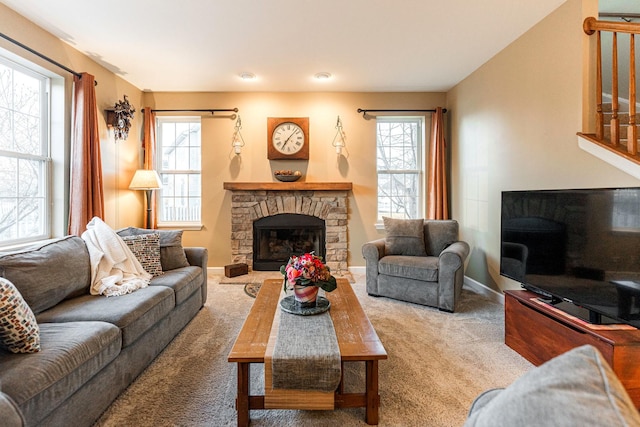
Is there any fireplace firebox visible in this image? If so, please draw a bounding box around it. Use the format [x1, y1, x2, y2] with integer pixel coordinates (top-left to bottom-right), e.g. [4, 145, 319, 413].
[253, 214, 326, 271]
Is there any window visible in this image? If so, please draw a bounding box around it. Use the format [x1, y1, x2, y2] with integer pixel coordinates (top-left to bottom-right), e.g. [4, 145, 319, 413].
[0, 57, 50, 245]
[156, 117, 201, 225]
[376, 117, 424, 221]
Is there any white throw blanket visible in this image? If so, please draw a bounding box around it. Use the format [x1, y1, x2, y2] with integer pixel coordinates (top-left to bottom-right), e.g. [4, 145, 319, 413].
[81, 217, 151, 296]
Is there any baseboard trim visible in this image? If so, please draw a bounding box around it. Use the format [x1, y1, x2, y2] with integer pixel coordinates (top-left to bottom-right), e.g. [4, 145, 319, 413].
[463, 276, 504, 305]
[208, 266, 224, 275]
[349, 266, 366, 275]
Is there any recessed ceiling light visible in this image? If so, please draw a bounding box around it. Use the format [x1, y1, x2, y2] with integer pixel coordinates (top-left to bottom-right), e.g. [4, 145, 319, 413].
[314, 72, 332, 80]
[239, 72, 256, 80]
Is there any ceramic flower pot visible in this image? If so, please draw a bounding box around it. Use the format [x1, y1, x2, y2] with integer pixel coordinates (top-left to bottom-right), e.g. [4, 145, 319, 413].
[292, 283, 319, 308]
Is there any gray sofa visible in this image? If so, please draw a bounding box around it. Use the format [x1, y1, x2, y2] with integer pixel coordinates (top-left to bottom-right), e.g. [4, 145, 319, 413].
[0, 231, 207, 427]
[362, 219, 470, 312]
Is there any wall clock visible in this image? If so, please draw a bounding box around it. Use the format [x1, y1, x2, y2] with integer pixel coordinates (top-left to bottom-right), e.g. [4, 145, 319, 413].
[267, 117, 309, 160]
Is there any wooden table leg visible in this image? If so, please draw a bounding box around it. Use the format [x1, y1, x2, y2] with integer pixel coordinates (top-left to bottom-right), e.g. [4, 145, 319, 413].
[365, 360, 380, 425]
[237, 362, 250, 427]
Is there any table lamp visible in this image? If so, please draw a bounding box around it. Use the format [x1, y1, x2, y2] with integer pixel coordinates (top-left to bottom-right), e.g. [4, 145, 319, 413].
[129, 169, 162, 228]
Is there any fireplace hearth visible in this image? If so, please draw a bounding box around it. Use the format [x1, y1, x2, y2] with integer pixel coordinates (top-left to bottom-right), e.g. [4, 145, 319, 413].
[253, 214, 325, 270]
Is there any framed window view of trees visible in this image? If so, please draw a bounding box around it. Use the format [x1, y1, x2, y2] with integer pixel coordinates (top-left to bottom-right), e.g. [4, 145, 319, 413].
[0, 57, 50, 245]
[376, 117, 424, 221]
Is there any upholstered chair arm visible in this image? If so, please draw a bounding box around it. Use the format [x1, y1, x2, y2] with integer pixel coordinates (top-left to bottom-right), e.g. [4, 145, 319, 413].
[184, 247, 208, 305]
[362, 239, 386, 296]
[0, 390, 25, 427]
[184, 247, 207, 269]
[437, 241, 470, 312]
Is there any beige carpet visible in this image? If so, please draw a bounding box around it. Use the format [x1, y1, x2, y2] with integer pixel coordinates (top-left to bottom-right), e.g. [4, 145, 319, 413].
[93, 273, 532, 427]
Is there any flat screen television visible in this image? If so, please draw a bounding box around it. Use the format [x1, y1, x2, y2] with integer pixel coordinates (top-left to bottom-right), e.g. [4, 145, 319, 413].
[500, 187, 640, 327]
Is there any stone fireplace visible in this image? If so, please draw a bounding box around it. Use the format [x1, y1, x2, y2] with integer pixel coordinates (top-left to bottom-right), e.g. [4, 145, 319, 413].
[224, 182, 351, 273]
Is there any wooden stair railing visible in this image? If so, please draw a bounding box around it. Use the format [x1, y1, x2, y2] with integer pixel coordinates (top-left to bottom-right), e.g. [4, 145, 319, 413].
[582, 17, 640, 162]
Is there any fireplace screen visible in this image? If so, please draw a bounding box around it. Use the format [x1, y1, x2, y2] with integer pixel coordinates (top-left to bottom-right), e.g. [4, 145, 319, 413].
[253, 214, 326, 271]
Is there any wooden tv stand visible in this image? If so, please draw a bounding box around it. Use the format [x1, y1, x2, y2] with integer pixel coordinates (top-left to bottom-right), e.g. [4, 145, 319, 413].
[505, 290, 640, 407]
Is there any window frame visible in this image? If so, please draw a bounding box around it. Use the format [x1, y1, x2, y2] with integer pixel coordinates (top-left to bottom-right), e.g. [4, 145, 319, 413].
[375, 116, 425, 227]
[155, 115, 202, 229]
[0, 55, 52, 246]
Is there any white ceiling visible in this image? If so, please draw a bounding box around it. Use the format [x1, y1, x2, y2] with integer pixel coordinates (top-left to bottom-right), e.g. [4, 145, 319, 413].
[1, 0, 569, 92]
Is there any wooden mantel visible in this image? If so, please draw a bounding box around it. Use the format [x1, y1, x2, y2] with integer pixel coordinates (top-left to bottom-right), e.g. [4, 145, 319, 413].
[223, 182, 352, 191]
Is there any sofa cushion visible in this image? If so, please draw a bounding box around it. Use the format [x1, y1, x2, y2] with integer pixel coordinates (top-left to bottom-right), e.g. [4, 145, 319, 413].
[0, 321, 121, 426]
[383, 217, 427, 256]
[121, 233, 163, 277]
[0, 278, 39, 354]
[0, 236, 90, 314]
[150, 266, 203, 305]
[464, 345, 640, 427]
[35, 286, 174, 347]
[117, 228, 190, 271]
[379, 255, 439, 282]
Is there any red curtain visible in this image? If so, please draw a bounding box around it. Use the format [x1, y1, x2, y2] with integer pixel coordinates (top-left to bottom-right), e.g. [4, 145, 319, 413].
[143, 107, 157, 228]
[68, 73, 104, 235]
[427, 107, 449, 220]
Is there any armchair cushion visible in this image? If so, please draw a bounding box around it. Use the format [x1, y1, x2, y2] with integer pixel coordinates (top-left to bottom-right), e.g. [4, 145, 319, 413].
[424, 220, 459, 256]
[379, 256, 438, 282]
[382, 217, 427, 256]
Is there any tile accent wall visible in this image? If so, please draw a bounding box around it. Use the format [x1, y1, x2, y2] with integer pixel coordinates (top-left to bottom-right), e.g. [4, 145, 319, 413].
[229, 190, 349, 273]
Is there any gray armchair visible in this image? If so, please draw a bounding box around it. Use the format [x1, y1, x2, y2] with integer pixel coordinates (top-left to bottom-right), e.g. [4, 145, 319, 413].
[362, 219, 470, 312]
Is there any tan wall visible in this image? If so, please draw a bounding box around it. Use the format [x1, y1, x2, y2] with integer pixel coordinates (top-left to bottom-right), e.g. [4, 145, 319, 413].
[446, 0, 640, 292]
[0, 4, 143, 232]
[143, 92, 446, 268]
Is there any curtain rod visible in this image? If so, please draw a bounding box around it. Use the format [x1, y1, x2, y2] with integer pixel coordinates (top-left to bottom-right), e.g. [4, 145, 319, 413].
[357, 108, 447, 118]
[141, 108, 238, 114]
[0, 31, 98, 86]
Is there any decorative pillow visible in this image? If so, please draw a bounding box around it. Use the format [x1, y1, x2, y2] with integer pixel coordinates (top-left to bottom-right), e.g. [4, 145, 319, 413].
[117, 228, 189, 271]
[383, 217, 427, 256]
[464, 345, 640, 427]
[121, 233, 163, 277]
[156, 230, 190, 271]
[0, 277, 40, 353]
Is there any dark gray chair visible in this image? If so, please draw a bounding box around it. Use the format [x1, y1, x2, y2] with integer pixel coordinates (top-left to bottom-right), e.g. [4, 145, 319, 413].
[362, 219, 470, 312]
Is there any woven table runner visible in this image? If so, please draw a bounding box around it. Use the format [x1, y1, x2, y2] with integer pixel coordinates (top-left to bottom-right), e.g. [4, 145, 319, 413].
[270, 307, 341, 392]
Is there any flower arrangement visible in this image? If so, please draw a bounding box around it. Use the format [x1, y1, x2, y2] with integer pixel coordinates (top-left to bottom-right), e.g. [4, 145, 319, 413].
[280, 252, 337, 293]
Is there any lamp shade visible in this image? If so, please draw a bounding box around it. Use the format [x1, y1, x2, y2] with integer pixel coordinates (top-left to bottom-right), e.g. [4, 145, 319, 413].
[129, 169, 162, 190]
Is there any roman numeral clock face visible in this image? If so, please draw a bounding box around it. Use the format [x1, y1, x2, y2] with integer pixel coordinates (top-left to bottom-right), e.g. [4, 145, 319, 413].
[267, 117, 309, 160]
[273, 122, 304, 154]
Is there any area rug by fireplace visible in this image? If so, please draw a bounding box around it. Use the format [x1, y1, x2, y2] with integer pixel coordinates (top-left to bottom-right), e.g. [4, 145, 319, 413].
[244, 283, 261, 298]
[221, 270, 355, 285]
[220, 271, 281, 285]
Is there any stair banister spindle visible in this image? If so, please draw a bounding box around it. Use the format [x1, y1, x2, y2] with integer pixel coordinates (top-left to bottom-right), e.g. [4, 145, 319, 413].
[612, 32, 620, 146]
[596, 30, 604, 140]
[629, 34, 638, 155]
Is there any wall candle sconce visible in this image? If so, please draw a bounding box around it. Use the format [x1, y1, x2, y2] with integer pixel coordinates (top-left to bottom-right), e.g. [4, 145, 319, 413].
[231, 115, 245, 155]
[332, 115, 348, 156]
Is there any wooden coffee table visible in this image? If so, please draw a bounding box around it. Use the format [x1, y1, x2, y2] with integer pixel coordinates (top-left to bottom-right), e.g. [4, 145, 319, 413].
[228, 278, 387, 426]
